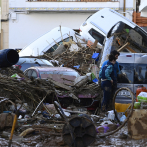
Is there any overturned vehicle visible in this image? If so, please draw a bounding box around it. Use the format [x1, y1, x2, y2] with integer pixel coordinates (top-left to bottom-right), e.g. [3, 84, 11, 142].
[100, 21, 147, 104]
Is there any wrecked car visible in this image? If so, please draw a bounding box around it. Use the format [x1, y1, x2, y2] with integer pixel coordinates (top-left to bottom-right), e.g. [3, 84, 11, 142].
[19, 27, 85, 57]
[80, 8, 142, 47]
[100, 21, 147, 104]
[15, 57, 53, 71]
[24, 66, 100, 110]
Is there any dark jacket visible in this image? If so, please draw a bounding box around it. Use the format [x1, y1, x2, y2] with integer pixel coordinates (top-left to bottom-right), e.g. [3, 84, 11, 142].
[99, 61, 116, 82]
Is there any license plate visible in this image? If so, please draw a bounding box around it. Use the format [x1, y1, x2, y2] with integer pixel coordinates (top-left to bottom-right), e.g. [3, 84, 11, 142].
[117, 90, 131, 96]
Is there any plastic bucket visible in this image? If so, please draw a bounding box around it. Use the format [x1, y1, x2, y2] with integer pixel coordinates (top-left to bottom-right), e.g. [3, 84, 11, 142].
[115, 103, 131, 113]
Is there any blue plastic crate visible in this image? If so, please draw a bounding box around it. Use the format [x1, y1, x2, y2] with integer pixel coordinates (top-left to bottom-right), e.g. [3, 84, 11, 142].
[92, 53, 99, 62]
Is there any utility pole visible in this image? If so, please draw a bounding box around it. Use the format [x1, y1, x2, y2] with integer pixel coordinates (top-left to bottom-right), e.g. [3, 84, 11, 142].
[123, 0, 126, 16]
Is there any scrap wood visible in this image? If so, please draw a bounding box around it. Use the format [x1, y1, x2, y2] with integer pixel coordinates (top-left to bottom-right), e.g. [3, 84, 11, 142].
[60, 25, 64, 43]
[87, 40, 94, 48]
[0, 69, 56, 111]
[36, 132, 62, 136]
[62, 39, 76, 47]
[48, 79, 73, 91]
[46, 40, 56, 51]
[53, 44, 66, 57]
[39, 44, 99, 75]
[68, 93, 79, 100]
[126, 46, 137, 53]
[32, 94, 52, 117]
[19, 128, 35, 137]
[92, 39, 98, 48]
[117, 42, 130, 52]
[32, 124, 64, 132]
[63, 109, 88, 114]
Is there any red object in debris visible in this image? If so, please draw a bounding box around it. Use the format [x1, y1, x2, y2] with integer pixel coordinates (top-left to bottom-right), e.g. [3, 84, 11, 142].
[136, 86, 147, 102]
[14, 65, 22, 69]
[87, 40, 93, 48]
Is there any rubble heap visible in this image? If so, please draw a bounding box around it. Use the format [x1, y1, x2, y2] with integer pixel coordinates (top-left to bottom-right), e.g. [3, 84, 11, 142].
[0, 66, 103, 113]
[0, 74, 54, 113]
[0, 66, 24, 77]
[40, 41, 101, 75]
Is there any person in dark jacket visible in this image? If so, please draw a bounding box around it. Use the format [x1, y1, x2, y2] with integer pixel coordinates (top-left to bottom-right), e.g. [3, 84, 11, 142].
[100, 50, 120, 109]
[101, 50, 120, 79]
[99, 54, 116, 112]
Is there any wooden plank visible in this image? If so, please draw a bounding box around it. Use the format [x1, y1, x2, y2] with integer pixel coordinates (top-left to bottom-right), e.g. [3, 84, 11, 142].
[134, 11, 136, 23]
[117, 42, 129, 52]
[126, 46, 137, 53]
[92, 40, 98, 48]
[48, 79, 73, 91]
[133, 12, 147, 27]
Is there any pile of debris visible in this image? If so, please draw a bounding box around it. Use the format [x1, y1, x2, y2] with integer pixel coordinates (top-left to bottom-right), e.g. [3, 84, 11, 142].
[0, 66, 103, 146]
[0, 42, 104, 146]
[0, 66, 102, 112]
[40, 39, 101, 75]
[0, 66, 24, 77]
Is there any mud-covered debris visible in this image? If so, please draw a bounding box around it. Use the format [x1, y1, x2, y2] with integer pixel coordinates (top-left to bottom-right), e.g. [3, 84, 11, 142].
[0, 66, 24, 77]
[40, 43, 101, 75]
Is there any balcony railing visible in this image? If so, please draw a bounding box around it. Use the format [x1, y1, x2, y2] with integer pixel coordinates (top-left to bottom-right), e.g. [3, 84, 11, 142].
[27, 0, 119, 2]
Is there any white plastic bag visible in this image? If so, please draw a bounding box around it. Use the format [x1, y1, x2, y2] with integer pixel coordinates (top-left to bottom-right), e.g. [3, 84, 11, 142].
[108, 110, 115, 120]
[138, 92, 147, 97]
[120, 115, 126, 122]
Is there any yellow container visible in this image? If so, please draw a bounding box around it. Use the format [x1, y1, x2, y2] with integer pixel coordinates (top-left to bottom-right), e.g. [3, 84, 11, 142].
[115, 103, 131, 113]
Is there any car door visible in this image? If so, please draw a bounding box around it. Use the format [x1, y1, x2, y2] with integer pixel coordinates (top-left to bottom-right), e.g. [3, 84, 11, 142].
[134, 53, 147, 96]
[116, 53, 135, 104]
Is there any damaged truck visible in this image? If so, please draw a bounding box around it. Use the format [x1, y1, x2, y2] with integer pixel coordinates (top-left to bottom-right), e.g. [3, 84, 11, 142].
[100, 21, 147, 104]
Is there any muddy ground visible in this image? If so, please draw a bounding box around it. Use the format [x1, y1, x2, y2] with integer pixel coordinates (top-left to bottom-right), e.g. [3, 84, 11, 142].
[0, 125, 147, 147]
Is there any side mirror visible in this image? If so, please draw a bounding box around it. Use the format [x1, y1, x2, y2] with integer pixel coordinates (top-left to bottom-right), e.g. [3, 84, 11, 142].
[107, 21, 125, 38]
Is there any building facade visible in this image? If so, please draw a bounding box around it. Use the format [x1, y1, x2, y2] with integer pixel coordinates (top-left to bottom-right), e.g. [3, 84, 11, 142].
[2, 0, 136, 49]
[0, 0, 9, 49]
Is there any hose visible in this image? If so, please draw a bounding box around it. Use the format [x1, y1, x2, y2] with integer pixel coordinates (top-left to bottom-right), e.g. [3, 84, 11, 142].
[98, 87, 134, 137]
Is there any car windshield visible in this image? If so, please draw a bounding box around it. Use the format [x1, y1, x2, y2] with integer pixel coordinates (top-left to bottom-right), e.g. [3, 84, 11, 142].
[40, 70, 80, 77]
[46, 37, 72, 53]
[117, 63, 134, 84]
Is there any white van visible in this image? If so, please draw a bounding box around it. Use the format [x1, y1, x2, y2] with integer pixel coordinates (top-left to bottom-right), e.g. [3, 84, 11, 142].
[100, 21, 147, 104]
[19, 27, 85, 57]
[80, 8, 138, 46]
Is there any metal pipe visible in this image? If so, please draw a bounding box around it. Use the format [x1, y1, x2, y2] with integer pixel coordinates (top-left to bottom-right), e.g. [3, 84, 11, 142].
[123, 0, 126, 16]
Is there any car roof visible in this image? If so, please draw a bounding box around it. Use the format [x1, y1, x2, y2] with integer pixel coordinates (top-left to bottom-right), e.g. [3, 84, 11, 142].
[86, 8, 135, 35]
[19, 27, 76, 57]
[17, 57, 53, 66]
[27, 66, 78, 72]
